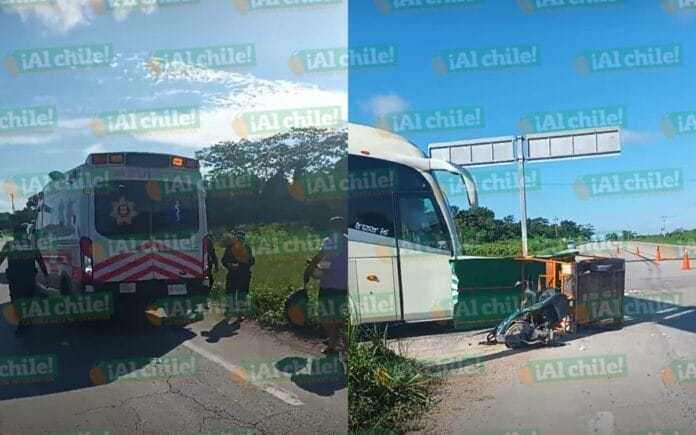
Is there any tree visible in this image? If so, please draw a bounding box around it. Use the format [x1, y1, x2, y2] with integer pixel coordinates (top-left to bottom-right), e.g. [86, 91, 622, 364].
[621, 230, 637, 240]
[196, 127, 347, 230]
[196, 127, 346, 181]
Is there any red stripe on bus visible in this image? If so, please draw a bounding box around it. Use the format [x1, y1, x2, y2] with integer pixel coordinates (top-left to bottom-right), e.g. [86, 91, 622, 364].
[95, 255, 151, 282]
[93, 251, 138, 272]
[152, 255, 203, 278]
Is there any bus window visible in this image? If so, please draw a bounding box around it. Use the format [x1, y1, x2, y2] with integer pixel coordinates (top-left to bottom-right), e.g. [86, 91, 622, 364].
[151, 192, 199, 233]
[348, 194, 395, 239]
[393, 162, 429, 193]
[94, 180, 151, 238]
[396, 195, 451, 252]
[348, 154, 395, 199]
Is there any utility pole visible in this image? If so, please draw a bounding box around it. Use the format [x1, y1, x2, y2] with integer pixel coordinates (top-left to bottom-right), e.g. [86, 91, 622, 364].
[10, 193, 15, 213]
[660, 215, 676, 235]
[553, 216, 559, 239]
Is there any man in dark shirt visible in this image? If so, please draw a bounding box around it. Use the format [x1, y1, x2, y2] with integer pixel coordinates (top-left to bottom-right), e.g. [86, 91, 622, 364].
[0, 226, 48, 334]
[222, 230, 255, 322]
[205, 235, 219, 289]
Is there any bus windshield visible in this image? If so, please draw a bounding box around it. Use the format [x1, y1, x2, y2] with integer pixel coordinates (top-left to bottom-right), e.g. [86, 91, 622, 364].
[94, 180, 199, 238]
[432, 170, 471, 212]
[432, 170, 472, 255]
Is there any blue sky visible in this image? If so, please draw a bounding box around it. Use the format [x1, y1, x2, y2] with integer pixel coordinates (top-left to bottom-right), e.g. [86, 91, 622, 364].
[349, 1, 696, 235]
[0, 0, 346, 212]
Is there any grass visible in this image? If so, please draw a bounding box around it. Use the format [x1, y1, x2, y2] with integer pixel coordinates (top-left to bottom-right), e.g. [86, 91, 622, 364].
[348, 323, 441, 433]
[636, 230, 696, 246]
[209, 226, 321, 329]
[462, 237, 573, 257]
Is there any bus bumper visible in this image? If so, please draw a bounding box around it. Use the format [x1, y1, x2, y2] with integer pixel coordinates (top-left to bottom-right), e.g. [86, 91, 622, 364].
[87, 279, 210, 313]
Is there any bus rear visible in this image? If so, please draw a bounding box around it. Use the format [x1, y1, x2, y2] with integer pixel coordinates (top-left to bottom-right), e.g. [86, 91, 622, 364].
[84, 152, 210, 316]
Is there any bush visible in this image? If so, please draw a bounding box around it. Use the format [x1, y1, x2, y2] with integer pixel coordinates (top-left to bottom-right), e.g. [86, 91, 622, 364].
[209, 225, 328, 331]
[463, 237, 573, 257]
[348, 324, 440, 432]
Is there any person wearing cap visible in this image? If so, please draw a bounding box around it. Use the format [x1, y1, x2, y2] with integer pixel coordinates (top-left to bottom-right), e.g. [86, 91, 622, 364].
[304, 216, 348, 354]
[0, 225, 48, 334]
[222, 230, 255, 322]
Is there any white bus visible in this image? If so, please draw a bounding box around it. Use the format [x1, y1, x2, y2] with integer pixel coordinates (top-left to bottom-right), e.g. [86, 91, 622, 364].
[33, 152, 211, 321]
[348, 123, 478, 323]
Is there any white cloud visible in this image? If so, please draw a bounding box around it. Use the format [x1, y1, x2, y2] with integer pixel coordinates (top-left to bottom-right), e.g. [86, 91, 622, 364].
[57, 117, 91, 129]
[360, 94, 408, 118]
[0, 118, 92, 147]
[0, 196, 13, 214]
[12, 0, 94, 34]
[7, 0, 161, 33]
[133, 67, 347, 148]
[0, 133, 58, 146]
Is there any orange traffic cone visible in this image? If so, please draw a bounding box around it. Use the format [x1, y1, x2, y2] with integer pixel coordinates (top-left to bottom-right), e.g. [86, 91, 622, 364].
[682, 250, 691, 270]
[655, 246, 662, 262]
[635, 246, 640, 256]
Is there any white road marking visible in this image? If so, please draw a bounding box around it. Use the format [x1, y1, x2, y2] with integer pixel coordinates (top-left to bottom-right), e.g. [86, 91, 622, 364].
[182, 339, 305, 407]
[662, 309, 695, 320]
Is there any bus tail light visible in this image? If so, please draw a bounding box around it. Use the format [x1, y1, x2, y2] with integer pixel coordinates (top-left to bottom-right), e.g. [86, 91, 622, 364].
[80, 237, 94, 284]
[91, 154, 108, 165]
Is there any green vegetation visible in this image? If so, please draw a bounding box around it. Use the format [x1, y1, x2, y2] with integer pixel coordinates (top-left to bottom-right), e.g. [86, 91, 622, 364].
[635, 229, 696, 245]
[453, 206, 592, 256]
[463, 238, 569, 257]
[209, 225, 322, 330]
[348, 324, 440, 432]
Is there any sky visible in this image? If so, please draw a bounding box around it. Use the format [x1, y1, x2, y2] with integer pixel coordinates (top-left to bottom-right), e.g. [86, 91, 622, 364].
[0, 0, 347, 213]
[348, 0, 696, 236]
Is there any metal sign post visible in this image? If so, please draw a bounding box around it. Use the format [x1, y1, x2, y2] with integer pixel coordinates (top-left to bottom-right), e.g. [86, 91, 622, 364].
[516, 136, 529, 256]
[429, 127, 621, 257]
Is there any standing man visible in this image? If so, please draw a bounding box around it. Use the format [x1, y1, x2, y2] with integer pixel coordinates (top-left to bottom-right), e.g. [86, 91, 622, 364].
[205, 234, 219, 289]
[304, 217, 348, 354]
[222, 230, 255, 322]
[0, 225, 48, 334]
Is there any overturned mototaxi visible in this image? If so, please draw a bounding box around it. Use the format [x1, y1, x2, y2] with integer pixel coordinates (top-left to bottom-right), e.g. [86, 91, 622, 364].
[487, 280, 572, 349]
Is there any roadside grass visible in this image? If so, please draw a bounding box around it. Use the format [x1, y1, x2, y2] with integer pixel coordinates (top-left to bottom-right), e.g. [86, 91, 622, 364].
[636, 231, 696, 246]
[209, 225, 321, 330]
[463, 237, 574, 257]
[348, 323, 441, 432]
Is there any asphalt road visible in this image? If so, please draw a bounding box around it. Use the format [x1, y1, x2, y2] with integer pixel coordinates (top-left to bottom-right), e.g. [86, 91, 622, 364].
[390, 241, 696, 434]
[0, 240, 347, 435]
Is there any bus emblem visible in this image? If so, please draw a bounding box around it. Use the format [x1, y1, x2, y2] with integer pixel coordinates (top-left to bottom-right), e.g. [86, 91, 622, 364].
[110, 197, 139, 225]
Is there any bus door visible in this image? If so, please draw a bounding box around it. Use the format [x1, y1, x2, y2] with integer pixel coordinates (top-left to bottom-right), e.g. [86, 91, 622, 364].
[395, 193, 453, 322]
[93, 175, 203, 289]
[93, 175, 156, 287]
[149, 176, 204, 289]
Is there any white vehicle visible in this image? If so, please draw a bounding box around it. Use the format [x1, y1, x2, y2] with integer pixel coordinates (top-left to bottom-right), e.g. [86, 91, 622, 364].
[33, 152, 211, 317]
[348, 124, 478, 323]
